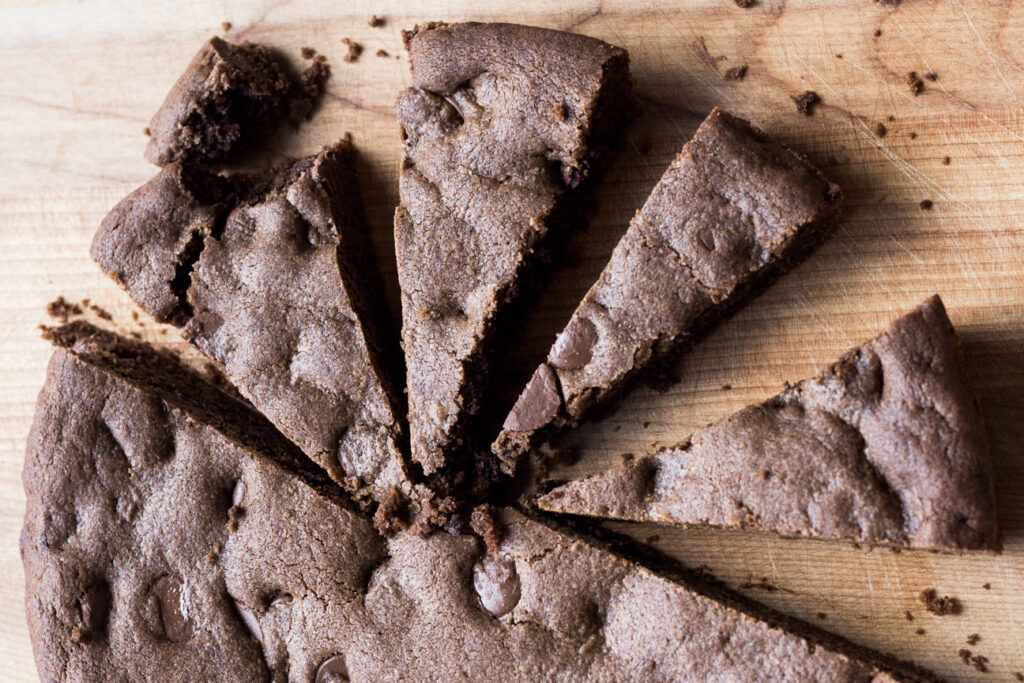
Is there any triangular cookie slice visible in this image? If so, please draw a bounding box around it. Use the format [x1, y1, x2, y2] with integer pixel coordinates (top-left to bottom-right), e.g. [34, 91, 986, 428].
[395, 22, 633, 475]
[91, 139, 411, 506]
[538, 296, 999, 551]
[24, 328, 931, 680]
[494, 108, 842, 472]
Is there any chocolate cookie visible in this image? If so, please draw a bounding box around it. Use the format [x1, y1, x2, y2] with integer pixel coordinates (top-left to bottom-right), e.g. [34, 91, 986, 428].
[494, 108, 843, 472]
[145, 37, 295, 166]
[394, 22, 634, 475]
[23, 327, 933, 680]
[538, 296, 999, 551]
[92, 140, 412, 507]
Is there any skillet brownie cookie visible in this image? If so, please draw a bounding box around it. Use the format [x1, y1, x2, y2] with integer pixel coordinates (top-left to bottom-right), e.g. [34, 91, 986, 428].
[22, 324, 935, 681]
[91, 140, 414, 509]
[494, 107, 843, 472]
[395, 22, 634, 477]
[539, 296, 999, 552]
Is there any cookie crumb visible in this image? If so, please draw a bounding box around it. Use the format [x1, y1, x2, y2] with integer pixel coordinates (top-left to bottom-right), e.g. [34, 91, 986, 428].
[550, 102, 570, 122]
[958, 648, 972, 664]
[880, 0, 902, 5]
[924, 71, 938, 81]
[907, 71, 925, 95]
[817, 612, 827, 620]
[724, 64, 748, 80]
[741, 577, 782, 592]
[734, 0, 755, 6]
[470, 504, 503, 554]
[943, 156, 951, 165]
[982, 582, 991, 590]
[722, 384, 732, 390]
[919, 199, 933, 210]
[904, 610, 914, 621]
[376, 48, 389, 58]
[874, 122, 887, 137]
[646, 534, 661, 544]
[915, 628, 926, 635]
[46, 296, 83, 323]
[373, 487, 409, 537]
[1013, 672, 1022, 681]
[290, 53, 330, 122]
[909, 132, 918, 139]
[89, 304, 113, 321]
[759, 469, 771, 480]
[221, 21, 231, 32]
[369, 14, 385, 27]
[792, 90, 820, 116]
[642, 421, 651, 429]
[342, 38, 363, 63]
[919, 587, 959, 615]
[971, 655, 989, 673]
[835, 53, 843, 59]
[874, 28, 882, 37]
[966, 633, 980, 645]
[143, 126, 151, 136]
[301, 46, 316, 59]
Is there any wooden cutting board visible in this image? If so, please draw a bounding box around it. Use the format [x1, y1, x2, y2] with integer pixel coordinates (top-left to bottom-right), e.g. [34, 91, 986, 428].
[1, 0, 1022, 679]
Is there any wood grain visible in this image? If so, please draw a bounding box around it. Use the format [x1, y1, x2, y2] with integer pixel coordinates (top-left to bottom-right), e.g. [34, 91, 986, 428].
[1, 1, 1022, 680]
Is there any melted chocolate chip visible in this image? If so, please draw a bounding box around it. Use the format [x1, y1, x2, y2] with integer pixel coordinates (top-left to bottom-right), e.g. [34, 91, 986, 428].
[233, 600, 262, 644]
[77, 582, 111, 641]
[185, 309, 224, 339]
[549, 317, 598, 371]
[152, 575, 194, 642]
[473, 554, 521, 617]
[503, 364, 561, 432]
[316, 654, 350, 682]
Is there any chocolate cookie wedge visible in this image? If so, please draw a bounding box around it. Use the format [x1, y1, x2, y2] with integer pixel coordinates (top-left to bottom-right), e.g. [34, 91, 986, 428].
[395, 22, 633, 475]
[538, 296, 999, 551]
[23, 329, 932, 680]
[494, 108, 842, 472]
[92, 140, 412, 506]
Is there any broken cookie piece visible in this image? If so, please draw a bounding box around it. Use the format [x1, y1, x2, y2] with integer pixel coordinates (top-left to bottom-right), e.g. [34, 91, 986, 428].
[395, 22, 634, 476]
[145, 37, 328, 166]
[494, 108, 842, 473]
[538, 296, 999, 552]
[92, 139, 413, 508]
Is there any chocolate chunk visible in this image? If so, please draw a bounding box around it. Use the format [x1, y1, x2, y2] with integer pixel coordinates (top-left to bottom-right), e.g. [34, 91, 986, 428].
[316, 654, 349, 682]
[153, 575, 193, 642]
[473, 555, 521, 617]
[503, 364, 561, 432]
[549, 317, 598, 370]
[76, 583, 111, 641]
